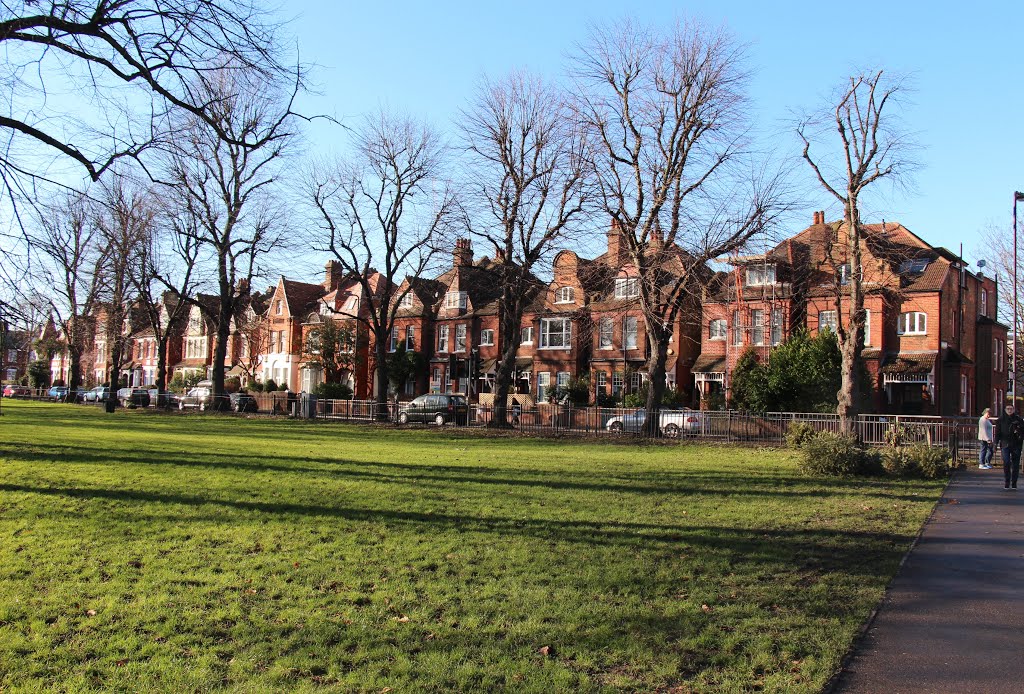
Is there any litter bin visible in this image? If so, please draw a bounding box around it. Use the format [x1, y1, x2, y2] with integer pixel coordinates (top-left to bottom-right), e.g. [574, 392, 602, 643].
[301, 394, 318, 419]
[104, 398, 116, 413]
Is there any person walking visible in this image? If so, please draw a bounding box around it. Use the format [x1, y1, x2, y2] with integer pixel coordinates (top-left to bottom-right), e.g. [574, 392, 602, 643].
[978, 408, 994, 469]
[995, 403, 1024, 490]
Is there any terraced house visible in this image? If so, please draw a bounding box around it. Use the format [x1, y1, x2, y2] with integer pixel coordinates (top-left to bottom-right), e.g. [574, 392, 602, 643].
[694, 212, 1007, 416]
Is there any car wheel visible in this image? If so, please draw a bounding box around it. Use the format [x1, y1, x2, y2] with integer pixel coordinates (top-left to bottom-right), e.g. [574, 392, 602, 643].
[609, 421, 623, 434]
[399, 412, 409, 425]
[199, 402, 205, 412]
[434, 413, 445, 426]
[664, 423, 681, 439]
[179, 402, 185, 411]
[233, 403, 241, 413]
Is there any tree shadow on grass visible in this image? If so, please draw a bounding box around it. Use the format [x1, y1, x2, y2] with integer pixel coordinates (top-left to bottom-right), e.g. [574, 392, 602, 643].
[0, 441, 933, 503]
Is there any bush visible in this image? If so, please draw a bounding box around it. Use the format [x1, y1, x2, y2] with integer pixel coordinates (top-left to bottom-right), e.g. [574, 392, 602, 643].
[786, 421, 818, 449]
[882, 444, 951, 479]
[263, 378, 278, 392]
[315, 381, 353, 400]
[623, 383, 686, 409]
[225, 376, 241, 394]
[799, 432, 880, 477]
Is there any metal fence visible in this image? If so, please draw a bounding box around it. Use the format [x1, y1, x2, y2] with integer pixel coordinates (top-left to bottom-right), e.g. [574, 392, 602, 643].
[7, 389, 987, 461]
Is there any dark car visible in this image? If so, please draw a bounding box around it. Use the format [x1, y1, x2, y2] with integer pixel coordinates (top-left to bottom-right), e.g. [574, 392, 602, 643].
[83, 386, 110, 403]
[178, 382, 214, 411]
[229, 391, 258, 413]
[148, 389, 178, 408]
[398, 394, 469, 425]
[116, 387, 151, 408]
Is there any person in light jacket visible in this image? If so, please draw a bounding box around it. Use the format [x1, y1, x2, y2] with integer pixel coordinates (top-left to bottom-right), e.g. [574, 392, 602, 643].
[977, 408, 994, 469]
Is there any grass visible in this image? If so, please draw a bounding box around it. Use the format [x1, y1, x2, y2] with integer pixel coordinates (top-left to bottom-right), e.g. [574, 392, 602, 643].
[0, 400, 944, 692]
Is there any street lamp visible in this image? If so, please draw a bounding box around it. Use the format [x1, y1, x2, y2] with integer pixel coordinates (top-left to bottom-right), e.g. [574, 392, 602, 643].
[1014, 191, 1024, 406]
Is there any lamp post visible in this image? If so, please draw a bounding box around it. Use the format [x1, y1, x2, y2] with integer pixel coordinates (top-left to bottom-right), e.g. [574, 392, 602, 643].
[1014, 191, 1024, 406]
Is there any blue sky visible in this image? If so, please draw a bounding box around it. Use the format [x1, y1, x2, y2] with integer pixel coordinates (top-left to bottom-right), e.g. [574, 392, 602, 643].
[289, 0, 1024, 271]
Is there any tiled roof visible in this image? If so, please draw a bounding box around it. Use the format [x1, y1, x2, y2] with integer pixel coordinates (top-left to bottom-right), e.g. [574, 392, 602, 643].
[692, 354, 726, 373]
[282, 279, 325, 316]
[880, 352, 937, 375]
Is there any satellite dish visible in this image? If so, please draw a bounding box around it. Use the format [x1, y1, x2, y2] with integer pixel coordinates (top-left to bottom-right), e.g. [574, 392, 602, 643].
[977, 259, 987, 268]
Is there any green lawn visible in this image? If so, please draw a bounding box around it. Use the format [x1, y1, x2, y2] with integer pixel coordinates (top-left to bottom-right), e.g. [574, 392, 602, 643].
[0, 400, 943, 692]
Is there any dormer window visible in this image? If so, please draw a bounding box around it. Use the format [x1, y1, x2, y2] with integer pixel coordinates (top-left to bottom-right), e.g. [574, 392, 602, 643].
[555, 286, 575, 304]
[275, 299, 283, 315]
[399, 293, 414, 308]
[614, 278, 639, 299]
[745, 264, 776, 286]
[344, 295, 358, 311]
[899, 258, 930, 274]
[445, 291, 468, 310]
[319, 302, 332, 316]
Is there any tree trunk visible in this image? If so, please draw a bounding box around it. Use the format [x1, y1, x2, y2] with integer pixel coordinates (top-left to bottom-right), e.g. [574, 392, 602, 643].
[837, 199, 863, 434]
[643, 331, 669, 436]
[156, 334, 169, 406]
[373, 324, 390, 420]
[211, 271, 233, 410]
[488, 292, 522, 428]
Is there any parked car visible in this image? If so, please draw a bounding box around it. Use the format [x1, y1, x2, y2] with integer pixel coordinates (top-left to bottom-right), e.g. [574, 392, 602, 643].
[605, 407, 703, 437]
[116, 387, 151, 408]
[148, 389, 177, 408]
[178, 382, 214, 411]
[83, 386, 110, 403]
[47, 385, 69, 399]
[3, 384, 32, 398]
[229, 391, 258, 413]
[398, 394, 469, 425]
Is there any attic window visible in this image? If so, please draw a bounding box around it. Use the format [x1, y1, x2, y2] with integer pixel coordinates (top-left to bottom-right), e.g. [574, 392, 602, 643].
[899, 258, 930, 274]
[399, 293, 414, 308]
[275, 300, 283, 315]
[555, 287, 575, 304]
[344, 296, 358, 311]
[745, 264, 776, 286]
[445, 291, 468, 310]
[614, 278, 639, 299]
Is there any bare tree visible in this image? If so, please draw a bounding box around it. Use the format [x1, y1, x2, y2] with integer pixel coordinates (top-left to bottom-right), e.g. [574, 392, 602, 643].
[92, 176, 155, 400]
[798, 69, 913, 430]
[459, 71, 589, 427]
[978, 218, 1023, 398]
[309, 111, 456, 413]
[573, 19, 787, 433]
[28, 192, 103, 396]
[162, 69, 298, 405]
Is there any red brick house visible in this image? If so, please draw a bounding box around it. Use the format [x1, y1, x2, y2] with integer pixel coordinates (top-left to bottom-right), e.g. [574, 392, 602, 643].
[694, 212, 1008, 415]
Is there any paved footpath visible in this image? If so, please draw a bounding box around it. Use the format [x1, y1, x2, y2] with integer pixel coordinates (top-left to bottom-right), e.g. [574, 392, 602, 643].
[834, 466, 1024, 693]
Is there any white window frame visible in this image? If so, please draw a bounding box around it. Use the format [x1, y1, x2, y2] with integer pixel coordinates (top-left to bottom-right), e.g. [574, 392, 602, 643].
[897, 312, 927, 335]
[709, 319, 727, 341]
[399, 293, 414, 308]
[555, 286, 575, 304]
[445, 291, 468, 310]
[751, 309, 765, 346]
[624, 316, 638, 350]
[598, 317, 614, 349]
[479, 329, 494, 346]
[818, 311, 838, 332]
[960, 374, 968, 414]
[863, 309, 872, 346]
[537, 372, 551, 402]
[389, 327, 399, 353]
[732, 310, 742, 346]
[556, 371, 571, 390]
[596, 371, 608, 390]
[454, 324, 467, 352]
[612, 371, 624, 396]
[344, 295, 358, 312]
[520, 326, 534, 345]
[745, 264, 776, 286]
[436, 325, 449, 352]
[275, 300, 283, 315]
[539, 318, 572, 350]
[405, 326, 415, 350]
[614, 277, 639, 299]
[770, 308, 783, 346]
[980, 289, 987, 316]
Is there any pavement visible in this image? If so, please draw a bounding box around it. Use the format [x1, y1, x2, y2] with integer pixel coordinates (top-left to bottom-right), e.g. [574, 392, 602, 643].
[833, 465, 1024, 694]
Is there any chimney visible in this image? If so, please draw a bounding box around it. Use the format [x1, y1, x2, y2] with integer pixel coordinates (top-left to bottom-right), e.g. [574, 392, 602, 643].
[812, 211, 820, 225]
[453, 238, 473, 267]
[234, 278, 250, 296]
[324, 260, 344, 291]
[607, 217, 626, 264]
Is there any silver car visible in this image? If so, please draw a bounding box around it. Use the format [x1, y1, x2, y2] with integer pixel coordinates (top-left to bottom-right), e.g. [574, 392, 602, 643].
[605, 407, 702, 437]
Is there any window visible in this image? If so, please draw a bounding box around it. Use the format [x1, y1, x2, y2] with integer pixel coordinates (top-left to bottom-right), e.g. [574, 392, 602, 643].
[598, 317, 614, 349]
[614, 277, 639, 299]
[320, 302, 332, 316]
[7, 349, 17, 362]
[479, 329, 494, 346]
[732, 310, 742, 346]
[445, 291, 468, 310]
[344, 295, 358, 311]
[540, 318, 571, 349]
[770, 309, 783, 346]
[863, 309, 872, 347]
[521, 326, 534, 344]
[406, 326, 415, 350]
[612, 371, 624, 396]
[995, 339, 1004, 372]
[751, 309, 765, 345]
[537, 372, 551, 402]
[709, 319, 727, 340]
[624, 316, 638, 349]
[818, 311, 838, 332]
[838, 263, 852, 285]
[596, 371, 607, 392]
[961, 374, 968, 414]
[555, 286, 575, 304]
[899, 258, 930, 274]
[389, 328, 399, 352]
[454, 324, 467, 352]
[897, 312, 927, 335]
[557, 371, 571, 392]
[980, 289, 988, 317]
[431, 367, 441, 389]
[436, 325, 449, 352]
[745, 264, 776, 286]
[631, 372, 644, 390]
[275, 299, 283, 315]
[400, 293, 414, 308]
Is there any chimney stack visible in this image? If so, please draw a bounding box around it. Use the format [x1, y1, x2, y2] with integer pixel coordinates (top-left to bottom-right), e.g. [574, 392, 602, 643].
[453, 238, 473, 267]
[324, 259, 344, 291]
[607, 217, 626, 264]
